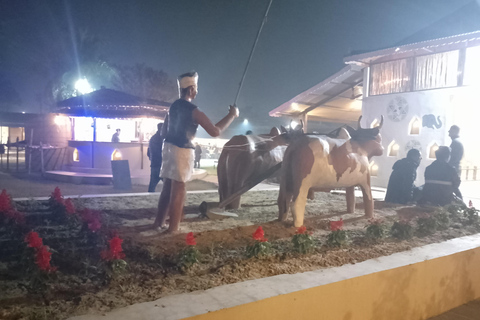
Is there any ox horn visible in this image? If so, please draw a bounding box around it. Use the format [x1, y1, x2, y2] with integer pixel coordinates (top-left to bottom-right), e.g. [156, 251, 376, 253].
[357, 116, 363, 129]
[378, 115, 384, 129]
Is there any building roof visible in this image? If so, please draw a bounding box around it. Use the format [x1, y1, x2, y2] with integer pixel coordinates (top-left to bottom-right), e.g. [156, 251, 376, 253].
[0, 112, 41, 127]
[344, 1, 480, 65]
[56, 87, 171, 119]
[269, 64, 363, 123]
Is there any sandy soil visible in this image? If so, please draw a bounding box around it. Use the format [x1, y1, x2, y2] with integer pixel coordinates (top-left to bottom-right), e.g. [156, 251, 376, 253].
[1, 189, 478, 320]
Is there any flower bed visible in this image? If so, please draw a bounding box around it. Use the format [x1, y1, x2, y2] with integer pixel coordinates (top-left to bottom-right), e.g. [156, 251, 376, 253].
[1, 188, 479, 320]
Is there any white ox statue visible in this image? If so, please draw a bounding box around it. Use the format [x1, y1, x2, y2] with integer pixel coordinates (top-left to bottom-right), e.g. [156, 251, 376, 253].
[278, 116, 384, 227]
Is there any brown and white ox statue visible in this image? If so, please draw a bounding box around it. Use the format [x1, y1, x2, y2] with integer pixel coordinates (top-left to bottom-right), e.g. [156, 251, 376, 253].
[218, 124, 303, 210]
[278, 116, 384, 227]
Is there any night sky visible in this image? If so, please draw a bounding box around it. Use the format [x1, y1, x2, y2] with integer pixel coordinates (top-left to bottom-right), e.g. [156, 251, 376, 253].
[0, 0, 473, 137]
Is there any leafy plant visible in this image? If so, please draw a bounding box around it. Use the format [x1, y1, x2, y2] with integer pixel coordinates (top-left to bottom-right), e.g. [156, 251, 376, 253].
[434, 209, 450, 230]
[101, 235, 127, 276]
[246, 226, 271, 258]
[391, 220, 414, 240]
[327, 219, 348, 247]
[464, 206, 480, 226]
[416, 215, 438, 236]
[291, 226, 315, 254]
[178, 232, 200, 270]
[365, 218, 387, 240]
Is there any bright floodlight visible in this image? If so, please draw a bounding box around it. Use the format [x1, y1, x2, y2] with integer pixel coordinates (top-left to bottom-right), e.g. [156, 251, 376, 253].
[243, 119, 249, 125]
[75, 78, 93, 95]
[291, 120, 299, 129]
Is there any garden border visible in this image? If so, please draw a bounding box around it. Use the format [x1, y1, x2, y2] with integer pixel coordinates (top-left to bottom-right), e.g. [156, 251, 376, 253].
[69, 233, 480, 320]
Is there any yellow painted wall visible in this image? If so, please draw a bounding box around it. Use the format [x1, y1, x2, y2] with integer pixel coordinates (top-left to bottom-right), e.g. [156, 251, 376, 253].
[185, 247, 480, 320]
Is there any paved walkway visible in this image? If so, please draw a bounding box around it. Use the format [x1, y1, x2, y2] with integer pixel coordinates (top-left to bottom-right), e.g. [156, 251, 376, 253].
[427, 299, 480, 319]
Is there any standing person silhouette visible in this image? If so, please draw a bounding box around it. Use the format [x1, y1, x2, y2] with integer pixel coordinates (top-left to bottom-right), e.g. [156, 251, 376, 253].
[147, 123, 164, 192]
[154, 72, 239, 233]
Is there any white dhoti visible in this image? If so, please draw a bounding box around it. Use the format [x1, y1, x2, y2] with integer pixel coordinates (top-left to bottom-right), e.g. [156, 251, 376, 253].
[160, 142, 194, 182]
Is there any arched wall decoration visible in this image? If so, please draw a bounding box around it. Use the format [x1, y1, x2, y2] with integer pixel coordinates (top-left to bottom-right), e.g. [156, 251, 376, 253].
[73, 148, 79, 162]
[111, 149, 122, 161]
[388, 140, 400, 157]
[428, 142, 439, 159]
[409, 117, 421, 135]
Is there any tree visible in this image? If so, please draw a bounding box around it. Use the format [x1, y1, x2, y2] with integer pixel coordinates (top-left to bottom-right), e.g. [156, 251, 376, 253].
[111, 63, 177, 102]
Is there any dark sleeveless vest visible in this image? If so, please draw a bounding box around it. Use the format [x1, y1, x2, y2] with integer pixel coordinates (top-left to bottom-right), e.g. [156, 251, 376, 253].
[164, 99, 198, 149]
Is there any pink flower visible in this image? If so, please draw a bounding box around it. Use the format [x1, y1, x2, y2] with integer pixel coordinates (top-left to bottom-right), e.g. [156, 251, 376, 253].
[64, 198, 75, 214]
[80, 208, 102, 232]
[25, 231, 43, 248]
[51, 187, 64, 204]
[35, 245, 56, 272]
[252, 226, 267, 242]
[329, 218, 344, 231]
[186, 232, 196, 246]
[5, 210, 26, 225]
[0, 189, 12, 213]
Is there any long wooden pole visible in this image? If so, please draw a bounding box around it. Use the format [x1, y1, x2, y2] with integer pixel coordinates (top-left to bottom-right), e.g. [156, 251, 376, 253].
[233, 0, 273, 107]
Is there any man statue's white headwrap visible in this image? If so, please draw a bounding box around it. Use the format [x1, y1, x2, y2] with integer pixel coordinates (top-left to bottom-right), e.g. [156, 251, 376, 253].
[178, 72, 198, 89]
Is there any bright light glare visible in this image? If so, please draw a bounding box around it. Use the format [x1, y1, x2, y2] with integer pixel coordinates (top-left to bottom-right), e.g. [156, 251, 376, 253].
[75, 78, 93, 95]
[243, 119, 249, 125]
[54, 115, 67, 126]
[112, 149, 122, 161]
[21, 111, 25, 114]
[291, 120, 299, 128]
[392, 144, 399, 151]
[291, 103, 299, 110]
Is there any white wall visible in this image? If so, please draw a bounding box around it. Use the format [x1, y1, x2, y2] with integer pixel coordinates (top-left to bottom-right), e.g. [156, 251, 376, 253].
[362, 85, 469, 187]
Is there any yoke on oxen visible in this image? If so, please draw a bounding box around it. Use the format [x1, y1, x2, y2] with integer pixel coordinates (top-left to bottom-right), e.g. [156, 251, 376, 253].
[217, 124, 303, 210]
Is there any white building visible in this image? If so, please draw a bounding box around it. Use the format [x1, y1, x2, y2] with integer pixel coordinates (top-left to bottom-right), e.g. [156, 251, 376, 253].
[271, 2, 480, 187]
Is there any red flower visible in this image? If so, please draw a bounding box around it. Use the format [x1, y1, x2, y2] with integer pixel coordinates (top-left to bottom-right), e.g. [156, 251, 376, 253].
[330, 218, 344, 231]
[252, 226, 267, 242]
[0, 189, 12, 213]
[64, 198, 75, 214]
[469, 200, 473, 208]
[25, 231, 43, 248]
[51, 187, 64, 204]
[101, 236, 126, 261]
[35, 245, 56, 272]
[5, 210, 26, 225]
[296, 226, 307, 234]
[186, 232, 196, 246]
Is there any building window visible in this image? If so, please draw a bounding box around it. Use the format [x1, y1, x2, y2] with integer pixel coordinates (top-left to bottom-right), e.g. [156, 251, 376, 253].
[428, 143, 439, 159]
[111, 149, 122, 161]
[388, 140, 400, 157]
[464, 46, 480, 86]
[369, 161, 379, 176]
[370, 58, 412, 95]
[73, 148, 79, 162]
[415, 50, 459, 90]
[409, 117, 421, 135]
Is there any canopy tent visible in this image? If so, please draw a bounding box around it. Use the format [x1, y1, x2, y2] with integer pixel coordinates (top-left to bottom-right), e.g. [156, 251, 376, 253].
[269, 65, 363, 130]
[56, 87, 170, 119]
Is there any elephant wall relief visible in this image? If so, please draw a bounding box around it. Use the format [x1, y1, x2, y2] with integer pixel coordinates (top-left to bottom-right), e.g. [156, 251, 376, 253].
[422, 114, 442, 129]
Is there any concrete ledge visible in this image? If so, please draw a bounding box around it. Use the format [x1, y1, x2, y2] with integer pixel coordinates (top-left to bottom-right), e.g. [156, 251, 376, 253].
[70, 234, 480, 320]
